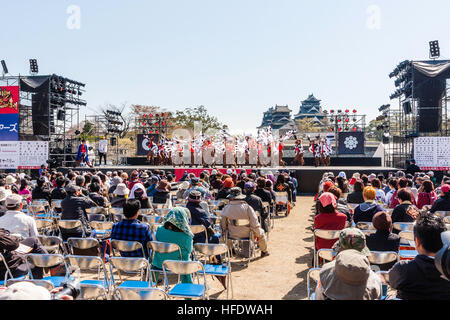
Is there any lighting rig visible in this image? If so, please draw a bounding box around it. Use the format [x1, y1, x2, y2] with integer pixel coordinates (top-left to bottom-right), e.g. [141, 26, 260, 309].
[136, 112, 172, 135]
[326, 108, 362, 132]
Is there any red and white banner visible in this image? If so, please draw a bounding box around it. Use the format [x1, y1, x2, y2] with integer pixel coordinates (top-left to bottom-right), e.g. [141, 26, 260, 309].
[174, 168, 252, 181]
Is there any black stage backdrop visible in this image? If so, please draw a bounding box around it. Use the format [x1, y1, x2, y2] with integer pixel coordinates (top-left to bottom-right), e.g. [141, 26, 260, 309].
[338, 132, 365, 155]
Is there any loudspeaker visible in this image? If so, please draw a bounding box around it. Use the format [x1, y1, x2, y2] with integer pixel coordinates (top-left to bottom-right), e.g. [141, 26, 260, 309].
[32, 92, 50, 135]
[416, 78, 445, 133]
[110, 137, 117, 146]
[57, 109, 65, 121]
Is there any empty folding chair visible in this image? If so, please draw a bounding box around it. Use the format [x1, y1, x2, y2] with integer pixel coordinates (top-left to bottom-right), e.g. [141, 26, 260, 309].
[116, 287, 168, 300]
[68, 237, 101, 254]
[368, 251, 398, 271]
[86, 207, 106, 215]
[110, 240, 146, 258]
[313, 229, 341, 267]
[87, 214, 106, 222]
[111, 212, 125, 223]
[25, 254, 69, 287]
[316, 249, 336, 267]
[38, 235, 65, 255]
[434, 211, 450, 218]
[356, 222, 375, 231]
[35, 219, 55, 236]
[306, 268, 321, 300]
[109, 207, 123, 216]
[65, 255, 110, 300]
[194, 243, 233, 299]
[89, 221, 114, 240]
[139, 208, 154, 216]
[109, 257, 152, 299]
[162, 260, 208, 300]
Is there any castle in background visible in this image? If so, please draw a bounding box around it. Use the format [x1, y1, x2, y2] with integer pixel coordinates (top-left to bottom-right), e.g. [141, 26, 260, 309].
[258, 94, 327, 132]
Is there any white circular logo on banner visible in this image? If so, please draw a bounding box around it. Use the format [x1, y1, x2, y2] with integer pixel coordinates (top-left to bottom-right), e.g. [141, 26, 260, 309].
[142, 138, 150, 151]
[344, 136, 358, 150]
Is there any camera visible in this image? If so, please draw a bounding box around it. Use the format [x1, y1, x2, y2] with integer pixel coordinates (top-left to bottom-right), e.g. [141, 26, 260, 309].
[51, 278, 81, 300]
[435, 231, 450, 281]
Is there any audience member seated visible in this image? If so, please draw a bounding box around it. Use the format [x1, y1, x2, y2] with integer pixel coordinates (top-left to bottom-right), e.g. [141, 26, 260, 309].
[243, 182, 269, 233]
[327, 187, 351, 222]
[416, 180, 437, 210]
[88, 182, 107, 207]
[365, 211, 400, 270]
[0, 195, 39, 239]
[314, 193, 347, 252]
[391, 188, 420, 233]
[0, 228, 48, 280]
[31, 177, 52, 205]
[353, 187, 385, 224]
[60, 184, 96, 240]
[314, 249, 381, 300]
[186, 190, 219, 244]
[110, 183, 129, 208]
[221, 187, 269, 257]
[429, 184, 450, 213]
[254, 178, 273, 206]
[50, 176, 67, 200]
[216, 178, 234, 200]
[152, 207, 194, 283]
[152, 180, 171, 204]
[110, 199, 153, 257]
[388, 213, 450, 300]
[346, 180, 365, 204]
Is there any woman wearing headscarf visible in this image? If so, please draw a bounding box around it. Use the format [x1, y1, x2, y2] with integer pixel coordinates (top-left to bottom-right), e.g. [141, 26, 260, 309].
[216, 178, 234, 200]
[152, 207, 194, 283]
[129, 184, 151, 209]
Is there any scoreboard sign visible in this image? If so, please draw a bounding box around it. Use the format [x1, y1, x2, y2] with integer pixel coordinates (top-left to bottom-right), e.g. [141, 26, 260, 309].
[414, 137, 450, 171]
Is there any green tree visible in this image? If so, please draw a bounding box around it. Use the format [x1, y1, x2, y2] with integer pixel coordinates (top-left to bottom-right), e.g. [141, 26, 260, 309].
[296, 118, 321, 133]
[173, 105, 227, 132]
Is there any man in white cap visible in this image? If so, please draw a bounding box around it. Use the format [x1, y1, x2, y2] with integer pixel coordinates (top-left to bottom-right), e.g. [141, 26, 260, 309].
[0, 194, 38, 239]
[0, 282, 51, 300]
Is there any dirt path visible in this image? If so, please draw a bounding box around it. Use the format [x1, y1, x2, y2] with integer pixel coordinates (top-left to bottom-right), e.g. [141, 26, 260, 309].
[208, 196, 315, 300]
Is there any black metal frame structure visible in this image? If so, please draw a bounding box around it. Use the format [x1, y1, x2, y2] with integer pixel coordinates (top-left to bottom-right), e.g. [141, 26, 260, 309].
[385, 60, 450, 168]
[0, 74, 86, 167]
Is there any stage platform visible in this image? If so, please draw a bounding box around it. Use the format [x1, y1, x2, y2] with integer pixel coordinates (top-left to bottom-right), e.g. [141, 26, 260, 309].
[58, 165, 399, 194]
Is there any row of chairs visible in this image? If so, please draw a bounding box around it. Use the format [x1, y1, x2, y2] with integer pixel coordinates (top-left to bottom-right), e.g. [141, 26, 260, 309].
[1, 239, 233, 300]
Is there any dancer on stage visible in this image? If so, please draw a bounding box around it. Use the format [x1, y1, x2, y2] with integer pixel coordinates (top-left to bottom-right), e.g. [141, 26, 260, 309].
[74, 139, 93, 168]
[293, 138, 304, 166]
[309, 137, 321, 167]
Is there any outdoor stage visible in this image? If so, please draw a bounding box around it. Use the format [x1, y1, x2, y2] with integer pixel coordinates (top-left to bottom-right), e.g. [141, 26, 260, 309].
[57, 165, 399, 194]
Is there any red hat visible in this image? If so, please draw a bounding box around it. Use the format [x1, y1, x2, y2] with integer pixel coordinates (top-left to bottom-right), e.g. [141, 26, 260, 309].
[441, 184, 450, 194]
[323, 181, 335, 193]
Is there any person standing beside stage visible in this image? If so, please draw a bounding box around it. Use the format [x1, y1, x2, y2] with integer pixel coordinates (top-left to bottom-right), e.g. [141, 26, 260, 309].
[98, 136, 108, 166]
[75, 139, 93, 168]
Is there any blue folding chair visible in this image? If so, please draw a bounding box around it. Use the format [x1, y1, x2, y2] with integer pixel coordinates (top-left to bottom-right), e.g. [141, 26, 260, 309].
[109, 257, 153, 299]
[162, 260, 208, 300]
[194, 243, 233, 299]
[65, 255, 111, 300]
[25, 253, 70, 288]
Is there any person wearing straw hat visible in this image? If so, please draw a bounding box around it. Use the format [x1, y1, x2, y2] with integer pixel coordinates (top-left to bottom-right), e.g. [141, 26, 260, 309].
[221, 187, 269, 258]
[314, 249, 381, 300]
[151, 207, 194, 284]
[111, 183, 130, 208]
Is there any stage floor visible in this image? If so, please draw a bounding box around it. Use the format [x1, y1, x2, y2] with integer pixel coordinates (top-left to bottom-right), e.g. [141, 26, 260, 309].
[59, 165, 399, 171]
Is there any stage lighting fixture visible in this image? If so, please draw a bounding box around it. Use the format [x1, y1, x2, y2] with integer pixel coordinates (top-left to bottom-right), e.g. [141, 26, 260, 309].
[352, 126, 357, 132]
[338, 128, 342, 132]
[329, 128, 334, 132]
[29, 59, 39, 74]
[75, 130, 81, 135]
[1, 60, 8, 75]
[345, 118, 350, 123]
[330, 110, 334, 114]
[323, 110, 328, 114]
[429, 40, 440, 59]
[337, 110, 342, 114]
[353, 117, 357, 122]
[353, 109, 357, 113]
[345, 109, 349, 113]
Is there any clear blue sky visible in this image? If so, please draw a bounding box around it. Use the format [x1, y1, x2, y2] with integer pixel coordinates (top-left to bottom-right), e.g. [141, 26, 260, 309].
[2, 0, 449, 132]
